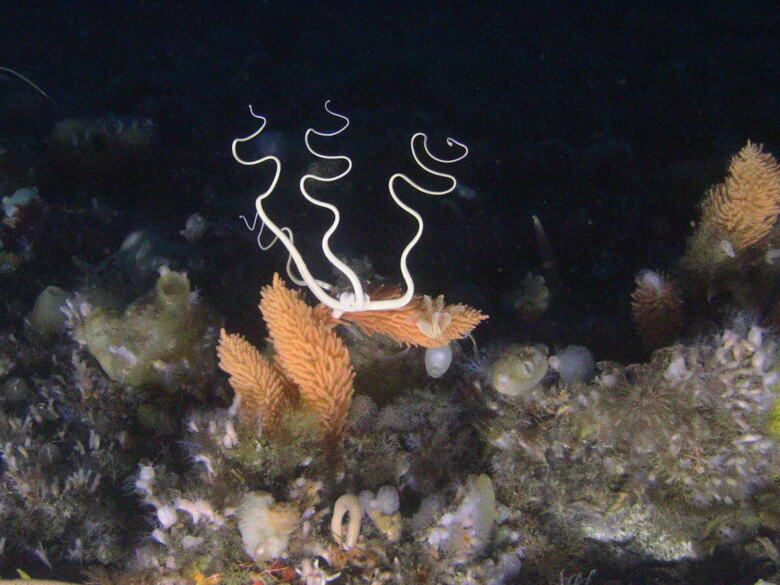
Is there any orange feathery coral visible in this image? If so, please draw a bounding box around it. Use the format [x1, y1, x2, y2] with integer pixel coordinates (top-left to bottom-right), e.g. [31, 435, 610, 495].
[631, 270, 683, 348]
[315, 286, 488, 348]
[260, 274, 355, 445]
[217, 329, 296, 429]
[701, 141, 780, 252]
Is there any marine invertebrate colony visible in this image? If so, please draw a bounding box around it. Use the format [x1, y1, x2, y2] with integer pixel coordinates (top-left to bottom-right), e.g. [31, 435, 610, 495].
[216, 327, 296, 429]
[701, 141, 780, 252]
[486, 322, 780, 568]
[66, 266, 217, 392]
[260, 273, 355, 446]
[220, 102, 488, 446]
[681, 141, 780, 277]
[314, 287, 487, 348]
[630, 269, 683, 347]
[219, 274, 355, 447]
[631, 142, 780, 345]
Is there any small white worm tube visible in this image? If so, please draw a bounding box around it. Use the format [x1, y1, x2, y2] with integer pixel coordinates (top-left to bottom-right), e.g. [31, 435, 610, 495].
[331, 493, 362, 549]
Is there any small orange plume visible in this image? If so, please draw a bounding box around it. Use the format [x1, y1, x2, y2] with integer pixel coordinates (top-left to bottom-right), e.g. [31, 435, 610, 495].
[631, 270, 683, 348]
[701, 141, 780, 252]
[216, 329, 296, 429]
[315, 285, 488, 348]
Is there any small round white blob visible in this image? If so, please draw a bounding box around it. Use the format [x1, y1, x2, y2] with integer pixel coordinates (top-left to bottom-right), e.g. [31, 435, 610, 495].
[425, 343, 453, 378]
[548, 344, 595, 384]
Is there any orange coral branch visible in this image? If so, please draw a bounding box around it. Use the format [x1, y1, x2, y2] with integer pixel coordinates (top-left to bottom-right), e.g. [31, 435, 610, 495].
[702, 141, 780, 251]
[260, 274, 355, 445]
[217, 329, 295, 429]
[314, 286, 487, 348]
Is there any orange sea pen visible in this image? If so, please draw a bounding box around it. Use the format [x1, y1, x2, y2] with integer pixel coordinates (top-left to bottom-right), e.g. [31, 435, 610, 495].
[217, 329, 296, 430]
[701, 141, 780, 252]
[260, 274, 355, 448]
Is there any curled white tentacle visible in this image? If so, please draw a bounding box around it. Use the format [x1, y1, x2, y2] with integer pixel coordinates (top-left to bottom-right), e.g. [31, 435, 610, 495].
[232, 101, 467, 314]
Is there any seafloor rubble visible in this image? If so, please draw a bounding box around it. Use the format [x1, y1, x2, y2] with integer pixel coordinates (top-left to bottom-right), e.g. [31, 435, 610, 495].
[1, 259, 779, 585]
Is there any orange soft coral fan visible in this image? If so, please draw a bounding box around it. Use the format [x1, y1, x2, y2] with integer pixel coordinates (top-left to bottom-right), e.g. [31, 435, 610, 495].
[216, 329, 296, 429]
[701, 141, 780, 252]
[218, 275, 355, 451]
[631, 270, 684, 348]
[218, 274, 486, 452]
[314, 285, 488, 348]
[260, 274, 355, 446]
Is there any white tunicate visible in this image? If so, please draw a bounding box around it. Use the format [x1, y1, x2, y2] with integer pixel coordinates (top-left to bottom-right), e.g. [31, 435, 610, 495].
[375, 485, 400, 515]
[237, 491, 298, 561]
[411, 495, 444, 534]
[425, 343, 453, 378]
[426, 474, 496, 563]
[29, 285, 70, 338]
[548, 345, 595, 384]
[156, 505, 178, 529]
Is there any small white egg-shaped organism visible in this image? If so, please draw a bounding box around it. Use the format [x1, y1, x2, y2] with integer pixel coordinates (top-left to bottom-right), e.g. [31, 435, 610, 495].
[180, 213, 208, 242]
[548, 344, 595, 384]
[425, 343, 453, 378]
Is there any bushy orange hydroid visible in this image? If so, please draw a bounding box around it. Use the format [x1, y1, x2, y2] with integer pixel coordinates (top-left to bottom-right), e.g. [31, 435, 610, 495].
[631, 270, 683, 348]
[217, 328, 295, 429]
[260, 274, 355, 444]
[314, 287, 488, 348]
[702, 141, 780, 251]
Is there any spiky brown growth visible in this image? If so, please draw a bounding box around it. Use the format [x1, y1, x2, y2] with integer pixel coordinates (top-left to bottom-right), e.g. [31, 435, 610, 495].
[314, 286, 488, 348]
[631, 270, 684, 348]
[260, 274, 355, 446]
[701, 141, 780, 252]
[217, 329, 296, 430]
